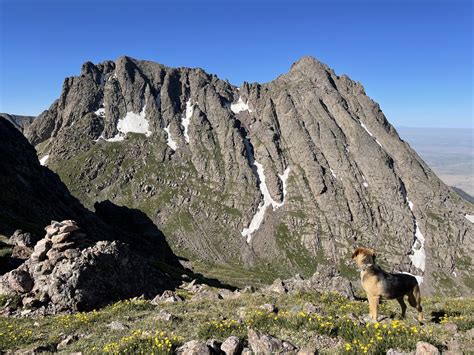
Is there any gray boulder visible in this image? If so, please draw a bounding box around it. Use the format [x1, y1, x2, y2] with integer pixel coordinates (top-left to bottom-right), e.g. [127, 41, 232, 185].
[176, 340, 212, 355]
[6, 269, 33, 293]
[415, 342, 439, 355]
[247, 329, 297, 354]
[221, 336, 243, 355]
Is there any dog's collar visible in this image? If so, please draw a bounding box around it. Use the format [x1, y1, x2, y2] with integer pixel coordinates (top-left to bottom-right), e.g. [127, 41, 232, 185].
[359, 263, 374, 272]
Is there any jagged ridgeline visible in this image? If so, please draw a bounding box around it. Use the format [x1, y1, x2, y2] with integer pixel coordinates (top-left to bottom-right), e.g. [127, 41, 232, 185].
[26, 56, 474, 294]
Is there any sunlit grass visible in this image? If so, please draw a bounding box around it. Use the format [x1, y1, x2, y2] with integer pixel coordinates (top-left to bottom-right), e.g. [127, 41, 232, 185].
[0, 291, 472, 353]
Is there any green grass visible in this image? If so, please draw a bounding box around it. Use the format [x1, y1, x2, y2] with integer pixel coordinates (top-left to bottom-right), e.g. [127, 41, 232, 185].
[274, 223, 318, 277]
[432, 272, 460, 296]
[0, 289, 472, 354]
[338, 258, 359, 279]
[0, 239, 12, 258]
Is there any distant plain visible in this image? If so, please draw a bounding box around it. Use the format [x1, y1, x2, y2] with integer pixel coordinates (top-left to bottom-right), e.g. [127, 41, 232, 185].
[397, 126, 474, 197]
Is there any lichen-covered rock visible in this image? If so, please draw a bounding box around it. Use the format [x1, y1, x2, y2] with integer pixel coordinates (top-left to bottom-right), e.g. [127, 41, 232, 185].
[6, 269, 33, 293]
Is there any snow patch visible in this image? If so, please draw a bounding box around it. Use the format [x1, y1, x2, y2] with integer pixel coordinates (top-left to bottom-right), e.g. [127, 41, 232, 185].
[94, 108, 105, 117]
[231, 97, 253, 113]
[410, 221, 426, 271]
[105, 135, 125, 142]
[164, 125, 178, 151]
[465, 214, 474, 223]
[360, 121, 384, 148]
[362, 175, 368, 188]
[117, 106, 151, 136]
[330, 168, 337, 179]
[181, 100, 194, 143]
[406, 198, 426, 272]
[279, 167, 291, 201]
[242, 163, 291, 243]
[39, 155, 49, 166]
[360, 122, 374, 137]
[104, 105, 151, 141]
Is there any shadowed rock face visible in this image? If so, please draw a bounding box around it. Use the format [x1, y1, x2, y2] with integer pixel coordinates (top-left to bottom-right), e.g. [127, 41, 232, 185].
[0, 113, 35, 132]
[25, 56, 474, 294]
[0, 118, 179, 266]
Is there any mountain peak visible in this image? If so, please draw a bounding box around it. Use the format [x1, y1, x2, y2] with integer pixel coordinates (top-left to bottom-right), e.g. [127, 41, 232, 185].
[24, 57, 474, 295]
[289, 56, 331, 74]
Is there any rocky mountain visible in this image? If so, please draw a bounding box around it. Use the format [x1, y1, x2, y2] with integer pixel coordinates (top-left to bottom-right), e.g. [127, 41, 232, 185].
[25, 56, 474, 294]
[0, 113, 35, 132]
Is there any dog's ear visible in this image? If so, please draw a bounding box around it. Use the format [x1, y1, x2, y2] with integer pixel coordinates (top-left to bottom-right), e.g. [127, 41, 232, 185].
[367, 249, 376, 262]
[352, 248, 361, 259]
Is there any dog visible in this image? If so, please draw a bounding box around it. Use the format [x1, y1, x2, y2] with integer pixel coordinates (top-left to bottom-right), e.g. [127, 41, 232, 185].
[352, 247, 423, 322]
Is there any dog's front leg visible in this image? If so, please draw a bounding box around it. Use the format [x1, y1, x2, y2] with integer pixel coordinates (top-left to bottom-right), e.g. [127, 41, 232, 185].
[368, 296, 380, 321]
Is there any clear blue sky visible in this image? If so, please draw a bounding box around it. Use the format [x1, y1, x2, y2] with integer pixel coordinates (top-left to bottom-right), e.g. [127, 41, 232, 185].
[0, 0, 472, 128]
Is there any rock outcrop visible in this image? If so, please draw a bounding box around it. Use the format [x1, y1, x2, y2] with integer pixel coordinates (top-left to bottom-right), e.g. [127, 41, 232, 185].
[0, 117, 184, 311]
[24, 56, 474, 294]
[0, 220, 170, 313]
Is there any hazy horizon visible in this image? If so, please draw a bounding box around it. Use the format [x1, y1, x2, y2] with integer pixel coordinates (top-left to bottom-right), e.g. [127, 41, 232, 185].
[397, 126, 474, 196]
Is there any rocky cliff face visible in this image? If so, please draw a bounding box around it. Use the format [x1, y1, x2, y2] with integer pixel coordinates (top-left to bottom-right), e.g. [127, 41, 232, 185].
[25, 56, 474, 294]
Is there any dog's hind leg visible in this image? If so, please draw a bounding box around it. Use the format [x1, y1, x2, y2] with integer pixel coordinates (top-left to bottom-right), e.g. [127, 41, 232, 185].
[396, 296, 407, 319]
[407, 285, 423, 321]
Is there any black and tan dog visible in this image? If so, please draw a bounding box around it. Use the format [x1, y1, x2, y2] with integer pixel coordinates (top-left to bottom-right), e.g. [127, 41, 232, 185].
[352, 247, 423, 322]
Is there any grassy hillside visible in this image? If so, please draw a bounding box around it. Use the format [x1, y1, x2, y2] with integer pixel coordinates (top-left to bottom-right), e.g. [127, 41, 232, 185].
[1, 287, 472, 354]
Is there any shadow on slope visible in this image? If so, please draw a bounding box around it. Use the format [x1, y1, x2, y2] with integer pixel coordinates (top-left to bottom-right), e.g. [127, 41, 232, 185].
[452, 187, 474, 205]
[0, 117, 235, 291]
[94, 200, 237, 290]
